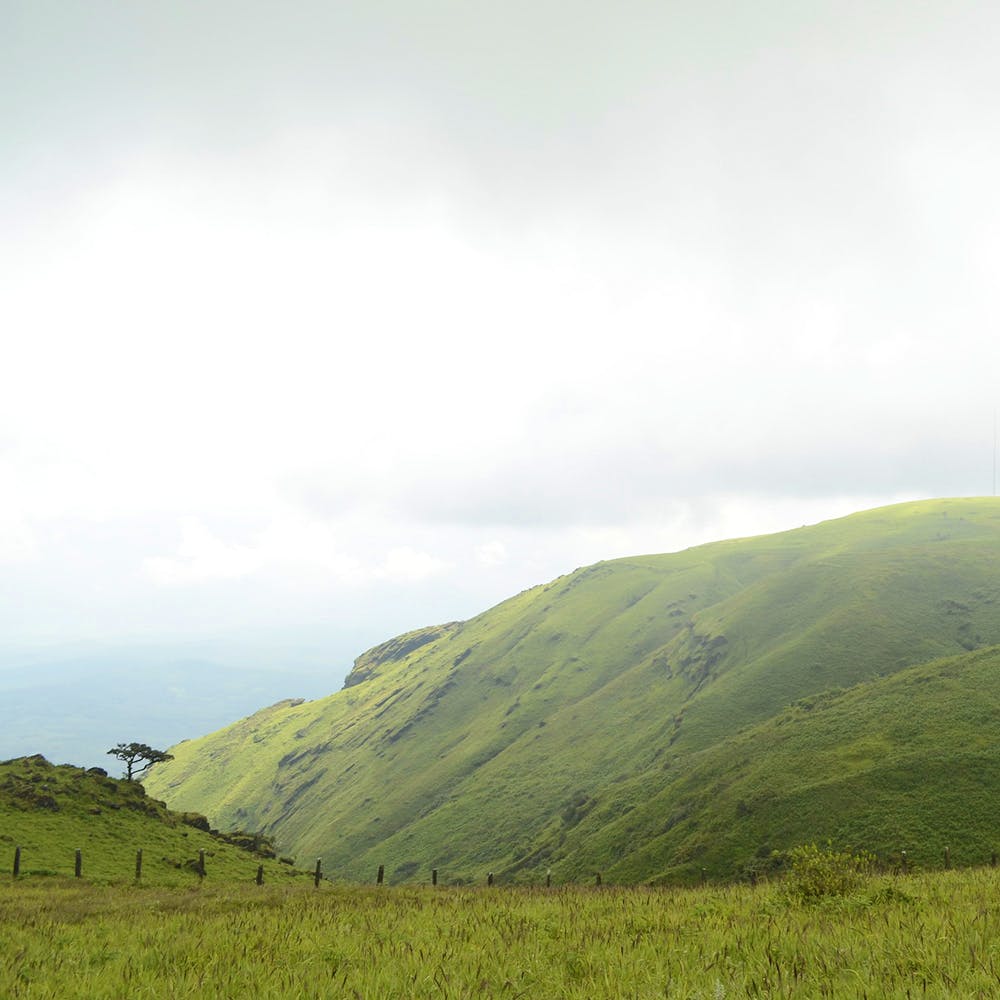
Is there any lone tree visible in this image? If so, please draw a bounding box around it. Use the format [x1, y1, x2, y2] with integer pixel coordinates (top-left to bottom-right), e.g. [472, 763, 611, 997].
[107, 742, 174, 781]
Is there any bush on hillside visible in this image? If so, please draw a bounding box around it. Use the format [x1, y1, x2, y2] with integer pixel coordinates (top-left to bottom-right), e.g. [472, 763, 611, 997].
[784, 842, 874, 901]
[180, 811, 211, 831]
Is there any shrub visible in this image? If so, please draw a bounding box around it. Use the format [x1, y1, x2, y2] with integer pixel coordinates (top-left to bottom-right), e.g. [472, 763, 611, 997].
[784, 842, 874, 901]
[180, 811, 211, 832]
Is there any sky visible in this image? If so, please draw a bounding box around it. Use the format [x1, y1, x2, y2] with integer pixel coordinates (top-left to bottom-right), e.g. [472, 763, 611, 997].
[3, 0, 999, 670]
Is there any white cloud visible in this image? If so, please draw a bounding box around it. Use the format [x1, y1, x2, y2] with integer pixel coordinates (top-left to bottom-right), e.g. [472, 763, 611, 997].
[142, 510, 450, 593]
[254, 516, 365, 582]
[0, 517, 37, 566]
[3, 1, 999, 647]
[376, 547, 451, 584]
[143, 518, 261, 586]
[475, 541, 508, 568]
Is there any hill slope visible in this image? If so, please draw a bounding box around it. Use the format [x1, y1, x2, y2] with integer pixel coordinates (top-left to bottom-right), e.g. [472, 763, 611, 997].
[0, 755, 306, 886]
[145, 498, 1000, 883]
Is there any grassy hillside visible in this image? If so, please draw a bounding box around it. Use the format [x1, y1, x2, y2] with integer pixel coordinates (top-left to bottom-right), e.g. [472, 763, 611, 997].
[0, 755, 307, 886]
[556, 643, 1000, 883]
[145, 497, 1000, 884]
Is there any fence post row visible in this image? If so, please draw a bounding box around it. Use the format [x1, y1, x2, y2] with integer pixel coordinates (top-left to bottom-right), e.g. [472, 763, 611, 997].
[7, 846, 268, 883]
[11, 844, 1000, 886]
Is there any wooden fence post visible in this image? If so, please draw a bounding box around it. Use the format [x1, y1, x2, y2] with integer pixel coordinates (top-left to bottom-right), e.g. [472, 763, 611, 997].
[596, 873, 602, 887]
[700, 867, 707, 885]
[198, 849, 206, 879]
[546, 869, 551, 888]
[945, 846, 951, 869]
[431, 868, 438, 886]
[487, 871, 494, 886]
[900, 850, 907, 874]
[314, 859, 322, 887]
[377, 864, 384, 885]
[135, 849, 143, 881]
[75, 849, 82, 879]
[256, 864, 264, 886]
[13, 846, 20, 877]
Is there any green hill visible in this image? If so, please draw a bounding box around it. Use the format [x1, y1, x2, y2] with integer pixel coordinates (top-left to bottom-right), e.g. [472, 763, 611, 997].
[554, 642, 1000, 883]
[0, 754, 307, 886]
[144, 497, 1000, 883]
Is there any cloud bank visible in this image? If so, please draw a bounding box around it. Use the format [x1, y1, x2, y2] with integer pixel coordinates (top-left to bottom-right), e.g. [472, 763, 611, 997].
[2, 1, 997, 649]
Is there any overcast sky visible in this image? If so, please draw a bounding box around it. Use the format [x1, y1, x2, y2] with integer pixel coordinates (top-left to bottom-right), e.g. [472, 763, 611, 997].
[3, 0, 999, 659]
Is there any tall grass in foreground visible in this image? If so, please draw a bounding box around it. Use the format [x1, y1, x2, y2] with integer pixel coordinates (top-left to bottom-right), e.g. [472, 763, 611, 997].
[4, 868, 1000, 998]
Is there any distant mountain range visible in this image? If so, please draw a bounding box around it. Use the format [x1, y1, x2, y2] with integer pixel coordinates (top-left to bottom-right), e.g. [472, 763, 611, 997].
[145, 498, 1000, 883]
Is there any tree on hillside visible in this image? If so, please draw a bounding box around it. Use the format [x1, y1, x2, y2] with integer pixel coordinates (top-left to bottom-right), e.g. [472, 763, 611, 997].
[107, 742, 174, 781]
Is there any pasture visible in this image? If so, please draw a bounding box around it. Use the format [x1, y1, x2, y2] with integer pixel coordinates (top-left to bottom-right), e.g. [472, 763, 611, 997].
[4, 866, 1000, 998]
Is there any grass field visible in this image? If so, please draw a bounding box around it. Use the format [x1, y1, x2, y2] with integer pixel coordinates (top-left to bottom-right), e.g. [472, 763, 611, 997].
[4, 866, 1000, 998]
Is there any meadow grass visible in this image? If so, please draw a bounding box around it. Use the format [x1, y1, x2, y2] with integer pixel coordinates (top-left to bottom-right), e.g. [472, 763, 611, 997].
[4, 867, 1000, 998]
